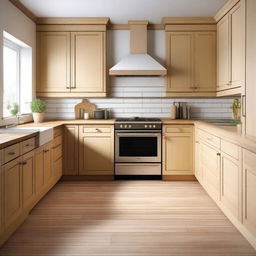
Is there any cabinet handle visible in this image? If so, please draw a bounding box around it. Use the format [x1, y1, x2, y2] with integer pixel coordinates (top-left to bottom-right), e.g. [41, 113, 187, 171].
[25, 144, 30, 147]
[217, 153, 221, 156]
[8, 152, 15, 155]
[96, 128, 101, 132]
[43, 149, 50, 153]
[20, 161, 27, 165]
[242, 95, 246, 117]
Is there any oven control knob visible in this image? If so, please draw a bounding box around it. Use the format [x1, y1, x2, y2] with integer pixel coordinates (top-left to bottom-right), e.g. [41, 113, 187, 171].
[124, 125, 127, 128]
[145, 125, 148, 128]
[120, 125, 123, 128]
[153, 125, 156, 128]
[149, 125, 152, 128]
[129, 125, 132, 128]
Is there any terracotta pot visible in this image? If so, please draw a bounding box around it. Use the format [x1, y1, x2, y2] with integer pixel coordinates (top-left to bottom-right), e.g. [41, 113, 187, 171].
[32, 112, 45, 123]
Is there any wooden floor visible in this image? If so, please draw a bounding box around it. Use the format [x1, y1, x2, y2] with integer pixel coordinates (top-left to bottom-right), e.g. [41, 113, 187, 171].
[0, 181, 256, 256]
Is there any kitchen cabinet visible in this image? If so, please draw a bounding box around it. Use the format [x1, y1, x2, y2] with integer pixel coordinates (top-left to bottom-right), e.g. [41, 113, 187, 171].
[243, 149, 256, 240]
[165, 30, 216, 97]
[35, 142, 52, 196]
[52, 134, 63, 181]
[217, 0, 245, 96]
[0, 166, 3, 236]
[22, 151, 36, 211]
[79, 125, 114, 176]
[3, 157, 22, 229]
[36, 19, 108, 98]
[163, 125, 194, 178]
[63, 125, 79, 175]
[194, 139, 203, 183]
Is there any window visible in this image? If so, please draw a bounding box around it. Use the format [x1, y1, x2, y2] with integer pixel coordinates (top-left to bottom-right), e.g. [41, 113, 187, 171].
[2, 31, 32, 120]
[3, 39, 20, 117]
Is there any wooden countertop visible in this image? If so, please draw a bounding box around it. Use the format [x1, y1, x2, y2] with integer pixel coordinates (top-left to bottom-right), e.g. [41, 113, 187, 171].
[1, 118, 256, 154]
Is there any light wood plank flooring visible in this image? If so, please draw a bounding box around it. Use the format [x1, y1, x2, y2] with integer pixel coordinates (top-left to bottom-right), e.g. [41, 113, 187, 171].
[0, 181, 256, 256]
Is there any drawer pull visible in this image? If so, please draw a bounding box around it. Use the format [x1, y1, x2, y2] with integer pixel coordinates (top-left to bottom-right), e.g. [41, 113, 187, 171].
[25, 144, 30, 147]
[217, 153, 221, 156]
[20, 161, 27, 165]
[96, 128, 101, 132]
[8, 152, 15, 155]
[43, 149, 50, 153]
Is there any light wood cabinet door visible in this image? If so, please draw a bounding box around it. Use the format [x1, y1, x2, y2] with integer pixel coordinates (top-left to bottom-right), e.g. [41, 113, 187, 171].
[0, 166, 3, 235]
[79, 126, 114, 175]
[71, 32, 106, 93]
[194, 32, 216, 92]
[220, 152, 241, 220]
[37, 32, 71, 93]
[64, 125, 79, 175]
[43, 143, 52, 187]
[166, 32, 194, 92]
[217, 14, 230, 90]
[3, 157, 22, 229]
[243, 149, 256, 238]
[201, 143, 220, 202]
[163, 132, 193, 175]
[230, 1, 245, 89]
[22, 151, 36, 211]
[195, 139, 203, 182]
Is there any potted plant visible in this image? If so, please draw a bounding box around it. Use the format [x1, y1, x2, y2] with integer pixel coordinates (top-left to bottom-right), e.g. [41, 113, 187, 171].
[7, 103, 19, 116]
[231, 98, 241, 123]
[30, 99, 46, 123]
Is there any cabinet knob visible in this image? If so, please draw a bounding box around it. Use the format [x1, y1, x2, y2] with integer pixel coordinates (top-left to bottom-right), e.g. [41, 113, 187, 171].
[217, 153, 221, 156]
[20, 161, 27, 165]
[8, 152, 15, 155]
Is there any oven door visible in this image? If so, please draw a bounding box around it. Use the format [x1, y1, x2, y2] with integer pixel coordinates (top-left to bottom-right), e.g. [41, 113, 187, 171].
[115, 130, 161, 163]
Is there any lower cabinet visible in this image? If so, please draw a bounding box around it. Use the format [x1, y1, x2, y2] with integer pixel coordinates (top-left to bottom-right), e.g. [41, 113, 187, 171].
[63, 125, 79, 175]
[163, 125, 194, 178]
[3, 158, 22, 229]
[0, 166, 3, 236]
[35, 142, 53, 196]
[79, 125, 114, 175]
[200, 142, 220, 202]
[243, 149, 256, 240]
[52, 134, 63, 181]
[22, 151, 36, 212]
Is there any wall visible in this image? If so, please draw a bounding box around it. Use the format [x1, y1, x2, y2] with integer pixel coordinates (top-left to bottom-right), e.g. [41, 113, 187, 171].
[0, 0, 36, 122]
[43, 29, 232, 120]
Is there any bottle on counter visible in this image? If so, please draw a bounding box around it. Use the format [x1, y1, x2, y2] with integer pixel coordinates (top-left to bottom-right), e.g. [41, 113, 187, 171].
[170, 103, 176, 119]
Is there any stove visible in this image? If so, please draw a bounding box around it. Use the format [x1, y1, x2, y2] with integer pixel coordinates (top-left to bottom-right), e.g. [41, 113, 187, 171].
[114, 117, 162, 178]
[115, 117, 162, 130]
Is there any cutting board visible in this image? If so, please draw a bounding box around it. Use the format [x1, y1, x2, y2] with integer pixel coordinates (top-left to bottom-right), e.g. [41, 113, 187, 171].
[74, 99, 97, 119]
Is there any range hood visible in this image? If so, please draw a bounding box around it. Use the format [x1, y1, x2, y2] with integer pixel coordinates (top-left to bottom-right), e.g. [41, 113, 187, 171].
[109, 21, 167, 76]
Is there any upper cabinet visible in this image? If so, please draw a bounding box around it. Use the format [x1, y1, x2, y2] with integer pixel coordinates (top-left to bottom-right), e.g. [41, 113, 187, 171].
[216, 0, 246, 96]
[164, 20, 216, 97]
[36, 18, 109, 98]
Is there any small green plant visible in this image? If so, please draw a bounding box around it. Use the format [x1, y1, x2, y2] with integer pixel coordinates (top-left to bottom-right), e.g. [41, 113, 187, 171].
[231, 98, 241, 123]
[30, 99, 46, 113]
[7, 103, 19, 116]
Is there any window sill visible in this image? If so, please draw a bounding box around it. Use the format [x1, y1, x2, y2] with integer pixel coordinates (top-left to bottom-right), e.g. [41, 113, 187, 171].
[0, 114, 33, 127]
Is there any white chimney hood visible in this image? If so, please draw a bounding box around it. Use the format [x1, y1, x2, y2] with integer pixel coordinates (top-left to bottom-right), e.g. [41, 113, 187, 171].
[109, 21, 167, 76]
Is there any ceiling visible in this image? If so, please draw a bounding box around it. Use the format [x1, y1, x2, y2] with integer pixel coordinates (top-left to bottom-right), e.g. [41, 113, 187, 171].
[20, 0, 228, 24]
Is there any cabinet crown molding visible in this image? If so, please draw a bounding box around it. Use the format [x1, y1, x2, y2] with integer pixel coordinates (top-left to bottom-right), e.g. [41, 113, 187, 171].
[36, 17, 110, 25]
[162, 17, 216, 25]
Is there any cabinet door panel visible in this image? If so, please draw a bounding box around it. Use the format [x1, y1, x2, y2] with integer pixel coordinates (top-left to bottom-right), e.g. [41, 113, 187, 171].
[221, 154, 240, 219]
[230, 1, 245, 88]
[64, 125, 79, 175]
[71, 32, 105, 93]
[0, 167, 3, 235]
[44, 145, 52, 186]
[4, 158, 22, 229]
[22, 151, 36, 211]
[217, 15, 230, 90]
[37, 32, 70, 93]
[195, 32, 216, 92]
[163, 133, 193, 175]
[166, 32, 194, 92]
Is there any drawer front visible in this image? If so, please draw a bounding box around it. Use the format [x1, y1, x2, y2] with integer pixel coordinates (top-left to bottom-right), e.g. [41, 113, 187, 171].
[53, 135, 62, 148]
[21, 137, 35, 154]
[82, 126, 112, 134]
[54, 127, 62, 137]
[164, 125, 193, 133]
[221, 139, 240, 160]
[52, 144, 62, 162]
[197, 129, 220, 149]
[4, 143, 20, 163]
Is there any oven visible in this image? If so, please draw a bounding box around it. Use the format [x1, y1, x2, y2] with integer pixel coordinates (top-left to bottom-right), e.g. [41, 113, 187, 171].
[114, 120, 162, 176]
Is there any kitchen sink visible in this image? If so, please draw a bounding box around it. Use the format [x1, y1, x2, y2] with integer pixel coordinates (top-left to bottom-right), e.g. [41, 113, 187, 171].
[0, 126, 54, 146]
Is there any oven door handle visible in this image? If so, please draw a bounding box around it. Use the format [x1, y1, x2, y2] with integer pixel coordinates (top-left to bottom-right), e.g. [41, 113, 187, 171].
[116, 133, 161, 137]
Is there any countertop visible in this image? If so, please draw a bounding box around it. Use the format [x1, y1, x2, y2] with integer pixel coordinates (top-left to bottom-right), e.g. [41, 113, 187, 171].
[1, 118, 256, 154]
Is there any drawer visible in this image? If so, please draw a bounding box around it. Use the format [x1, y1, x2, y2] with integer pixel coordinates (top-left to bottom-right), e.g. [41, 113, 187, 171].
[52, 144, 62, 162]
[54, 127, 63, 137]
[164, 125, 193, 133]
[0, 149, 3, 166]
[3, 143, 20, 163]
[221, 139, 240, 160]
[197, 129, 220, 149]
[243, 149, 256, 175]
[83, 127, 112, 133]
[21, 137, 35, 154]
[53, 135, 62, 148]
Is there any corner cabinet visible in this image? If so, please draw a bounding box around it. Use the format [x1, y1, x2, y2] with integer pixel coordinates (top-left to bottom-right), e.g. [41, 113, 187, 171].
[36, 18, 109, 98]
[216, 0, 246, 96]
[165, 24, 216, 97]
